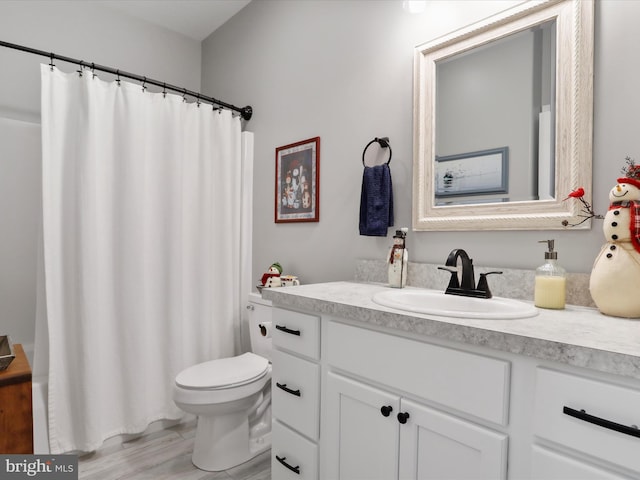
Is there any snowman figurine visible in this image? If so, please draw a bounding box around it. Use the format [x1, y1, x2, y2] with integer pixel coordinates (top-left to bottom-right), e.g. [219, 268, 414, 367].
[589, 166, 640, 318]
[261, 262, 283, 288]
[387, 228, 408, 288]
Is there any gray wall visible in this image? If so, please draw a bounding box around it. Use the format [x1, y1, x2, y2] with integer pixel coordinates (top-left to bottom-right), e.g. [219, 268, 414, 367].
[0, 1, 202, 346]
[202, 0, 633, 287]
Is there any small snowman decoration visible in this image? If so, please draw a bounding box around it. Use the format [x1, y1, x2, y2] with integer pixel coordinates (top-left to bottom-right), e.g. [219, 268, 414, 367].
[387, 228, 408, 288]
[589, 162, 640, 318]
[260, 262, 283, 288]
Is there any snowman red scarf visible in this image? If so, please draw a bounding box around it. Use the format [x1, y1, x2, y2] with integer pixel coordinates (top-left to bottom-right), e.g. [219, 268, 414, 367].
[617, 176, 640, 254]
[632, 201, 640, 254]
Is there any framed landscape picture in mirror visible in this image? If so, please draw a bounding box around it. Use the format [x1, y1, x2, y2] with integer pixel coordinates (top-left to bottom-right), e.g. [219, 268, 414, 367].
[275, 137, 320, 223]
[435, 147, 509, 199]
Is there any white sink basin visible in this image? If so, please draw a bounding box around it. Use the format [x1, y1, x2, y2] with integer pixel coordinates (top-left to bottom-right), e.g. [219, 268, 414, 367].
[372, 289, 538, 319]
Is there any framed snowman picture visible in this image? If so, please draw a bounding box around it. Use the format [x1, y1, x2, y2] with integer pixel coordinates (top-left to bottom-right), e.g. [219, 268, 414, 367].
[275, 137, 320, 223]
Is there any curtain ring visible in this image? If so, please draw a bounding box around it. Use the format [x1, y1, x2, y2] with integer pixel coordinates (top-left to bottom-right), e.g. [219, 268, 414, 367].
[362, 137, 392, 166]
[49, 53, 55, 71]
[91, 62, 97, 79]
[77, 60, 84, 77]
[142, 76, 147, 92]
[116, 69, 121, 86]
[182, 88, 187, 102]
[196, 95, 201, 108]
[162, 83, 167, 98]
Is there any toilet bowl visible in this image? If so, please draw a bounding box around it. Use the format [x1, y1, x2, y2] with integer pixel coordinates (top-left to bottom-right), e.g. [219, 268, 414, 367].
[173, 294, 273, 472]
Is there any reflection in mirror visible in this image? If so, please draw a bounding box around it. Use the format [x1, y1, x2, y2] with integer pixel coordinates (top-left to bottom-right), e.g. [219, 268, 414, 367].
[436, 20, 556, 206]
[413, 0, 594, 231]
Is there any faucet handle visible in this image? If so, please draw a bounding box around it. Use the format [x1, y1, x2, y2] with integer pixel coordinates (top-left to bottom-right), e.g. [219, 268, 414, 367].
[437, 266, 460, 289]
[476, 271, 503, 298]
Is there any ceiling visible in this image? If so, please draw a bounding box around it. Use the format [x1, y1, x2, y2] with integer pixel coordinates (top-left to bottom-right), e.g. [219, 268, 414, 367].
[98, 0, 252, 42]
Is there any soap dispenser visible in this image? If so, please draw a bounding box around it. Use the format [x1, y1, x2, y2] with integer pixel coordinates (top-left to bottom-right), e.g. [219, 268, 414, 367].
[388, 228, 408, 288]
[534, 240, 566, 309]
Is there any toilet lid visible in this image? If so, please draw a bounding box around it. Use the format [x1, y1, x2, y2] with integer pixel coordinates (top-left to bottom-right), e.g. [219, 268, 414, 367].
[175, 352, 269, 390]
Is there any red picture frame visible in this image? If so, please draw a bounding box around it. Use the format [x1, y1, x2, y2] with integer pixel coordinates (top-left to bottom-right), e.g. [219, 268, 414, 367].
[275, 137, 320, 223]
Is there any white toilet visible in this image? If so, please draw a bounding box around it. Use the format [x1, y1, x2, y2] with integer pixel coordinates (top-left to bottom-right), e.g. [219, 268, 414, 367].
[173, 293, 272, 471]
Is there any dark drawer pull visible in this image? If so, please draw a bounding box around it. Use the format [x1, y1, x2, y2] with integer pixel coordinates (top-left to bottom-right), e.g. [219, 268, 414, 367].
[276, 455, 300, 475]
[275, 324, 301, 336]
[563, 406, 640, 439]
[276, 382, 301, 397]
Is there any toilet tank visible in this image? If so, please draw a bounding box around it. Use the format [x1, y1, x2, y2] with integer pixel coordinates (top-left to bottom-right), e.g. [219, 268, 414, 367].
[247, 292, 272, 362]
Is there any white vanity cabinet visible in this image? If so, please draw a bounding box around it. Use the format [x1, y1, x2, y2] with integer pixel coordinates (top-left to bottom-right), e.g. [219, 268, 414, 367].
[323, 320, 509, 480]
[270, 307, 321, 480]
[267, 287, 640, 480]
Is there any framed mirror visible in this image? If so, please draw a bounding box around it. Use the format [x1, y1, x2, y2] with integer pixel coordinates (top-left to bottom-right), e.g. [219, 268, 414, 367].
[413, 0, 594, 231]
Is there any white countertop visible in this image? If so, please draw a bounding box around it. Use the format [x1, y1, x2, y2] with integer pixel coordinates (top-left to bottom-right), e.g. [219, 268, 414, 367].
[262, 281, 640, 380]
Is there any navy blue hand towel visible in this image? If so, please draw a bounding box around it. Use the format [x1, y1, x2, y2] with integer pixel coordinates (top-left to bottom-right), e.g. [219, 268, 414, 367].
[359, 164, 394, 236]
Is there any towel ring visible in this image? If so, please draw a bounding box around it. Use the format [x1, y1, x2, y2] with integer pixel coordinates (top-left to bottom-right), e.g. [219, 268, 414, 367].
[362, 137, 392, 166]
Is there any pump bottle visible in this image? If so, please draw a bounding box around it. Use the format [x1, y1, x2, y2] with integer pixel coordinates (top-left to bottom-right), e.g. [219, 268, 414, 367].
[534, 239, 566, 309]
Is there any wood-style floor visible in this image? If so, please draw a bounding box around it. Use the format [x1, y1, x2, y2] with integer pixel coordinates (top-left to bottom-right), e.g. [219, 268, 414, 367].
[78, 422, 271, 480]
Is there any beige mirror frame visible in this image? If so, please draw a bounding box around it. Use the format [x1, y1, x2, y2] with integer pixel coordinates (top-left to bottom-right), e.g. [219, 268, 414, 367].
[413, 0, 594, 231]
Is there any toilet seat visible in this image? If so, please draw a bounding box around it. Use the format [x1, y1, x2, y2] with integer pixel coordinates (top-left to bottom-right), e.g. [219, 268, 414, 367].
[176, 352, 269, 390]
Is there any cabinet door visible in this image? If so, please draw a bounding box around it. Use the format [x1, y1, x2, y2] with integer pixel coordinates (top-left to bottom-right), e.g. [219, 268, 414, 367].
[398, 398, 508, 480]
[324, 372, 400, 480]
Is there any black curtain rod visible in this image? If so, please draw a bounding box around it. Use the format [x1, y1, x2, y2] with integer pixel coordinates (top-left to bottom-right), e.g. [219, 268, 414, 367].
[0, 39, 253, 121]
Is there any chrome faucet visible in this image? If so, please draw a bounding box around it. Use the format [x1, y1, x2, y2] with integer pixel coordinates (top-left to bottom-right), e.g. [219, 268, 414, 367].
[438, 249, 502, 298]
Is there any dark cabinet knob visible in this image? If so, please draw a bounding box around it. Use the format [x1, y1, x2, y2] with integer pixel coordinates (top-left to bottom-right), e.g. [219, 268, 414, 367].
[380, 405, 393, 417]
[397, 412, 410, 424]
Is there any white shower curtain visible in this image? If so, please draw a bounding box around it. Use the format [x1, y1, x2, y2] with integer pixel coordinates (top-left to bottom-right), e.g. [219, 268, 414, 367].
[40, 65, 245, 453]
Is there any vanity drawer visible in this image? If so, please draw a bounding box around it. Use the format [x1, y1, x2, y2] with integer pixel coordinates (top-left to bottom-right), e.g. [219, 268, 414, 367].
[273, 308, 320, 360]
[272, 349, 320, 440]
[533, 368, 640, 473]
[531, 446, 631, 480]
[327, 321, 510, 425]
[272, 419, 318, 480]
